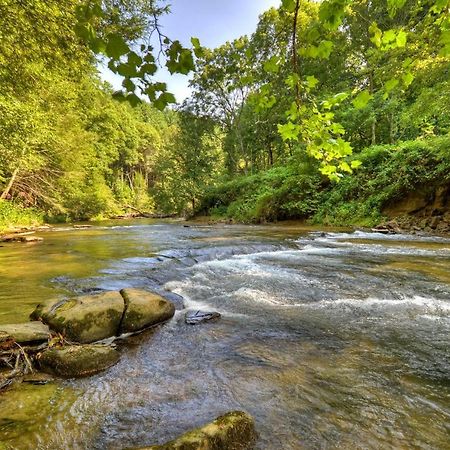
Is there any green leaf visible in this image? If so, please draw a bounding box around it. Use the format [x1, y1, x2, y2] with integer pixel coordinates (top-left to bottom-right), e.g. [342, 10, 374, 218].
[396, 30, 407, 48]
[352, 90, 373, 109]
[317, 40, 333, 58]
[139, 63, 157, 76]
[153, 92, 177, 110]
[122, 78, 135, 92]
[339, 161, 352, 173]
[285, 74, 300, 89]
[89, 37, 106, 53]
[350, 160, 362, 169]
[116, 63, 137, 77]
[387, 0, 407, 17]
[281, 0, 297, 13]
[105, 34, 129, 60]
[332, 92, 349, 104]
[263, 56, 280, 73]
[319, 0, 349, 30]
[384, 78, 399, 93]
[369, 22, 382, 47]
[127, 52, 142, 67]
[402, 71, 414, 88]
[191, 37, 201, 48]
[382, 29, 396, 44]
[278, 121, 301, 141]
[305, 75, 319, 89]
[126, 93, 141, 107]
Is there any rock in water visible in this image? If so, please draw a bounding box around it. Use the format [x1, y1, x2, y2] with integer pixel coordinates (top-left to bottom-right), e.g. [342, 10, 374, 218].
[31, 292, 124, 343]
[38, 345, 120, 378]
[135, 411, 256, 450]
[120, 288, 175, 333]
[185, 310, 221, 325]
[0, 322, 50, 344]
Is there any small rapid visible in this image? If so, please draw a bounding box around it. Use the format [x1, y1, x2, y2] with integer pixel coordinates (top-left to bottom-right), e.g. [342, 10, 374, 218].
[0, 221, 448, 449]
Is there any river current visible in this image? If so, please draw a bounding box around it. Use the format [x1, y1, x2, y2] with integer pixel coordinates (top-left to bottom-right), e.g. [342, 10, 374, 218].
[0, 220, 449, 449]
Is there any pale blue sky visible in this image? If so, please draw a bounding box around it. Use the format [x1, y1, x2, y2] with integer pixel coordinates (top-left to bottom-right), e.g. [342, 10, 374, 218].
[100, 0, 280, 102]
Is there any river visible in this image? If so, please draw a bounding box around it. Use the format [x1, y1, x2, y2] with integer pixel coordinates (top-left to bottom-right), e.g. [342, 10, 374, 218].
[0, 220, 449, 449]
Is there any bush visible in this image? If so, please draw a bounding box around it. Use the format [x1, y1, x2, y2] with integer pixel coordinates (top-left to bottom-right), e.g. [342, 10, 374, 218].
[0, 200, 43, 231]
[198, 135, 450, 226]
[198, 165, 323, 223]
[313, 135, 450, 225]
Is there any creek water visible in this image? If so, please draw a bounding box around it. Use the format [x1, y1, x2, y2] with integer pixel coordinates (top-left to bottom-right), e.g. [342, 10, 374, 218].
[0, 220, 449, 449]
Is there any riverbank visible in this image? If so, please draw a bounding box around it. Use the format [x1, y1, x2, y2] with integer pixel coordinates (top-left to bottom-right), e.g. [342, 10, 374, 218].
[196, 136, 450, 233]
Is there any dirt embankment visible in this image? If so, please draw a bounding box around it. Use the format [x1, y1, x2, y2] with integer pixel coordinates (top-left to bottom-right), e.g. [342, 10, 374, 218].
[377, 183, 450, 234]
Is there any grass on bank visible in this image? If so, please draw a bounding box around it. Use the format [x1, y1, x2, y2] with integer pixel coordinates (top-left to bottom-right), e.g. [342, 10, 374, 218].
[197, 136, 450, 227]
[0, 199, 44, 233]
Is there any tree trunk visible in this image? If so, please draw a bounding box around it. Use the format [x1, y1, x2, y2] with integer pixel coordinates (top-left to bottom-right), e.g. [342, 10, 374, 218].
[1, 167, 19, 200]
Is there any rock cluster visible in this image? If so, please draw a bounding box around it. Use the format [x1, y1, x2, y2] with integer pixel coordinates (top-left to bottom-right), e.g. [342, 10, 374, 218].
[0, 289, 175, 380]
[31, 288, 175, 343]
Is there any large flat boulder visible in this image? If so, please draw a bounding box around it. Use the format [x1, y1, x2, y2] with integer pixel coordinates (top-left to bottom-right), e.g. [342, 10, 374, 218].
[0, 322, 50, 344]
[137, 411, 256, 450]
[38, 345, 120, 378]
[120, 289, 175, 334]
[31, 292, 124, 343]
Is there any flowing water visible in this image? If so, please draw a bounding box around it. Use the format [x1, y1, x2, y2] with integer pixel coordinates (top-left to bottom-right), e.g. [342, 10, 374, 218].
[0, 220, 449, 449]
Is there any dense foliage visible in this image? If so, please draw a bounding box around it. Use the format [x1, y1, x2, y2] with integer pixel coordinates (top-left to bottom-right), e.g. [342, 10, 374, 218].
[0, 0, 222, 226]
[200, 136, 450, 226]
[0, 0, 449, 229]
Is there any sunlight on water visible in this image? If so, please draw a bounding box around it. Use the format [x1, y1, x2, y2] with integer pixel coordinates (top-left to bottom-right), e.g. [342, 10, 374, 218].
[0, 221, 448, 449]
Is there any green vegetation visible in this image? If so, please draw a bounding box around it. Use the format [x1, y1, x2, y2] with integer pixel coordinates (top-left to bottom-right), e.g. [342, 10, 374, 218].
[0, 200, 43, 232]
[0, 0, 449, 231]
[200, 136, 450, 226]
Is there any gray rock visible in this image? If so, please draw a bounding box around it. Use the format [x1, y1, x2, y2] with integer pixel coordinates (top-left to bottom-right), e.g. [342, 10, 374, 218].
[38, 345, 120, 378]
[185, 310, 221, 325]
[0, 322, 50, 344]
[120, 288, 175, 333]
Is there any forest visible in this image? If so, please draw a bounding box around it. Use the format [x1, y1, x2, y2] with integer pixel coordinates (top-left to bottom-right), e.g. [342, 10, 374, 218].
[0, 0, 449, 230]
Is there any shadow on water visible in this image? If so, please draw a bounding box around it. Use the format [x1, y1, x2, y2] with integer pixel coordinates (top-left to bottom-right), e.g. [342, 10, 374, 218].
[0, 221, 449, 449]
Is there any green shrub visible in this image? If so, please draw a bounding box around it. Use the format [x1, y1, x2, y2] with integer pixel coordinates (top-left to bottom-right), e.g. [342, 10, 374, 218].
[199, 135, 450, 226]
[0, 200, 43, 231]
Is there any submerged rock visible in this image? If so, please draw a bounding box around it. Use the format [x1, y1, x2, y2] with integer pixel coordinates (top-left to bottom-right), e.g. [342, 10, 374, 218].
[120, 288, 175, 333]
[38, 345, 120, 378]
[0, 322, 50, 344]
[0, 233, 43, 243]
[185, 310, 221, 325]
[137, 411, 256, 450]
[31, 291, 124, 343]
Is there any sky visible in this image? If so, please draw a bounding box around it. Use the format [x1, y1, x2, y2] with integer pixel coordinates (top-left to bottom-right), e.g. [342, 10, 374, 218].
[99, 0, 281, 102]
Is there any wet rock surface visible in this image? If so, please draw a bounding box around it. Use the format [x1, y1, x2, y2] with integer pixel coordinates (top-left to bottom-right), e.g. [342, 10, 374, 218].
[120, 288, 175, 333]
[137, 411, 256, 450]
[0, 322, 50, 344]
[31, 289, 176, 343]
[185, 310, 221, 325]
[38, 345, 120, 378]
[32, 291, 124, 343]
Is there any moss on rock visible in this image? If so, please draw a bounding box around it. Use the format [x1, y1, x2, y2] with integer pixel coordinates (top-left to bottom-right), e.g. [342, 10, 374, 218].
[119, 289, 175, 334]
[31, 292, 124, 343]
[0, 322, 50, 344]
[137, 411, 256, 450]
[38, 344, 120, 378]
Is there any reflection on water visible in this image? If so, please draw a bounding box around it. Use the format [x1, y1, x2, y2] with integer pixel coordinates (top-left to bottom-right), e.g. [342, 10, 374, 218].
[0, 221, 449, 449]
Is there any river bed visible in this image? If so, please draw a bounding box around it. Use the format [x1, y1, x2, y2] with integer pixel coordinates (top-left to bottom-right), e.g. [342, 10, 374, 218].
[0, 220, 449, 449]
